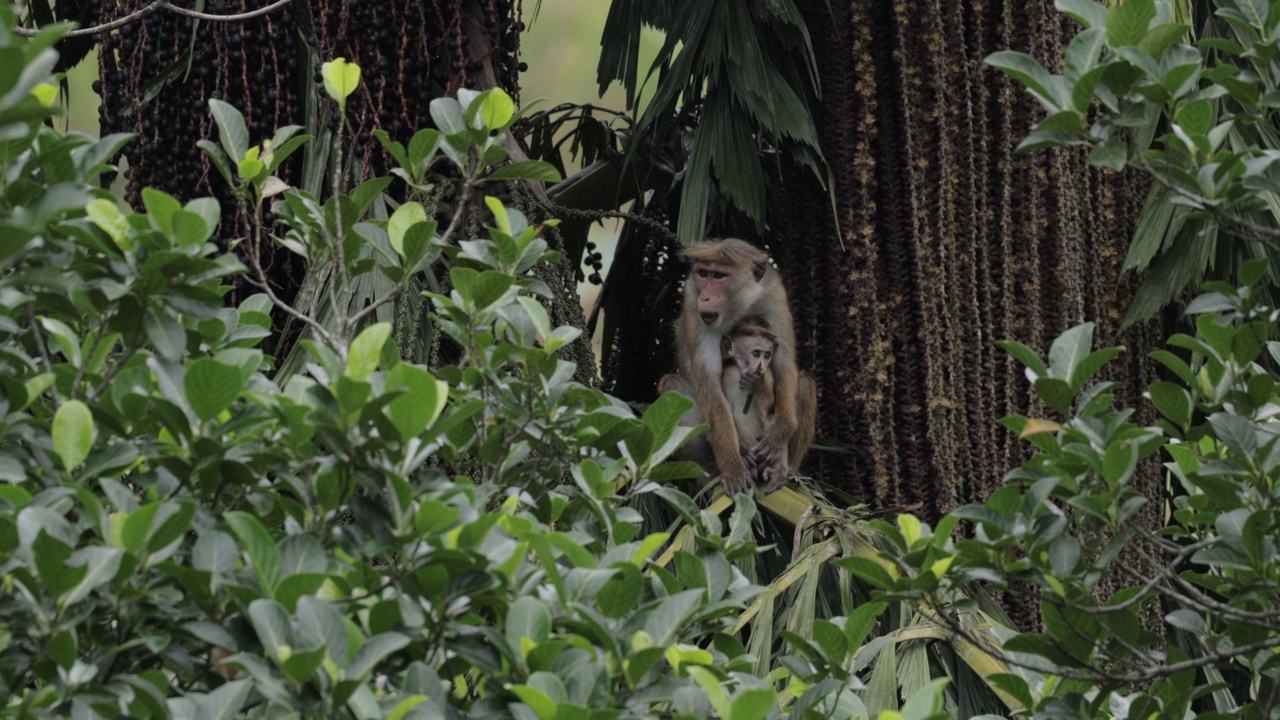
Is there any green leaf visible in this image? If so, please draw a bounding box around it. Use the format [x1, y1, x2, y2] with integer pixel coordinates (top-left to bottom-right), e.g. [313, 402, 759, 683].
[208, 98, 249, 163]
[1056, 0, 1108, 29]
[1048, 322, 1094, 381]
[1240, 257, 1269, 287]
[483, 160, 563, 183]
[344, 632, 409, 680]
[248, 598, 294, 663]
[56, 547, 120, 609]
[1176, 98, 1212, 136]
[429, 97, 467, 135]
[185, 357, 246, 420]
[202, 680, 253, 720]
[52, 400, 94, 471]
[226, 511, 283, 594]
[1033, 377, 1075, 417]
[142, 187, 181, 234]
[388, 201, 428, 257]
[985, 50, 1062, 109]
[995, 339, 1049, 379]
[322, 58, 361, 112]
[193, 530, 237, 574]
[386, 363, 449, 442]
[347, 322, 391, 381]
[729, 688, 776, 720]
[480, 88, 516, 129]
[506, 596, 551, 655]
[170, 210, 211, 246]
[1148, 381, 1190, 428]
[197, 140, 234, 186]
[38, 316, 81, 367]
[86, 198, 132, 251]
[408, 128, 442, 172]
[1107, 0, 1156, 46]
[1089, 138, 1128, 170]
[145, 310, 187, 361]
[471, 271, 515, 310]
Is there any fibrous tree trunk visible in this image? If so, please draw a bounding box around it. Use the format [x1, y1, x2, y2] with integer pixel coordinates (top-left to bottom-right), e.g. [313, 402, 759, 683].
[769, 0, 1164, 625]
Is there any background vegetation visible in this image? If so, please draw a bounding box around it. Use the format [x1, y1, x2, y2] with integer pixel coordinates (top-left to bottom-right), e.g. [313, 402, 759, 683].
[10, 0, 1280, 718]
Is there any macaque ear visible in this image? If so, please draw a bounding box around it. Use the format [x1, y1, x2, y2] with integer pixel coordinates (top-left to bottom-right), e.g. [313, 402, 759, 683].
[721, 335, 732, 355]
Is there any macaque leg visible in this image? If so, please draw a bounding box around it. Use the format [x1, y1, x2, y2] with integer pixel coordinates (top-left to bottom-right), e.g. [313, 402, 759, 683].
[657, 374, 717, 475]
[760, 371, 818, 494]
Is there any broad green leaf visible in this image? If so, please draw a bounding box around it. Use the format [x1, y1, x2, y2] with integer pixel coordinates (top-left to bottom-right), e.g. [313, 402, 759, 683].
[53, 400, 94, 470]
[1107, 0, 1156, 46]
[408, 128, 442, 171]
[344, 632, 409, 680]
[193, 530, 237, 574]
[480, 88, 516, 129]
[482, 160, 562, 183]
[142, 187, 181, 234]
[202, 679, 253, 720]
[1147, 381, 1190, 427]
[386, 363, 448, 442]
[86, 198, 132, 251]
[185, 357, 246, 420]
[38, 316, 81, 367]
[322, 58, 361, 111]
[388, 201, 427, 257]
[1089, 138, 1128, 170]
[60, 546, 124, 608]
[730, 688, 776, 720]
[506, 597, 551, 656]
[248, 598, 294, 663]
[347, 322, 391, 381]
[226, 511, 283, 594]
[985, 50, 1062, 109]
[1056, 0, 1108, 30]
[209, 98, 249, 163]
[429, 97, 466, 135]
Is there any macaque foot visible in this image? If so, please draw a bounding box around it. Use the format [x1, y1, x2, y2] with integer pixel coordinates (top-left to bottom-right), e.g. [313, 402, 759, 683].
[760, 462, 788, 495]
[721, 470, 754, 497]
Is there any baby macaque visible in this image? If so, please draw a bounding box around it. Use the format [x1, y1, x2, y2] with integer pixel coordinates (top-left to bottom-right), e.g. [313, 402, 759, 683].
[721, 316, 776, 452]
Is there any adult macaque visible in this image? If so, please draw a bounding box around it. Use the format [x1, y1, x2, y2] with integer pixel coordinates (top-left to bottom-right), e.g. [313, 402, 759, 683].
[659, 238, 816, 495]
[721, 316, 776, 450]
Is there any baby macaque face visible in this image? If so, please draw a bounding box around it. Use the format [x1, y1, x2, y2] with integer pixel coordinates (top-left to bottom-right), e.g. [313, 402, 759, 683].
[727, 333, 774, 389]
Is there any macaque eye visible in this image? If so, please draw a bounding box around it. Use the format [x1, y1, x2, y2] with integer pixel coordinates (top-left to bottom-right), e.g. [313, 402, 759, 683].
[712, 271, 727, 280]
[696, 269, 709, 279]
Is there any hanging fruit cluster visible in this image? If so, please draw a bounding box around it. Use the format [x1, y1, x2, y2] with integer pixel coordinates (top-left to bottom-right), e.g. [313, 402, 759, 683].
[582, 240, 603, 285]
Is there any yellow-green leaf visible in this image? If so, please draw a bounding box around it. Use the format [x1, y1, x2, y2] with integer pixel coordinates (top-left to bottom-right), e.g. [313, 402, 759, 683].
[388, 201, 428, 256]
[322, 58, 361, 111]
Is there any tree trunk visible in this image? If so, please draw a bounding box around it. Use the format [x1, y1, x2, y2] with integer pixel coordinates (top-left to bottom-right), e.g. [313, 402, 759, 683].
[770, 0, 1165, 626]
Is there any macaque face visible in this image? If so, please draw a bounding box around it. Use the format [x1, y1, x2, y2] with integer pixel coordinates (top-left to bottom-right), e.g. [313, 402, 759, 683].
[728, 333, 774, 389]
[692, 262, 736, 326]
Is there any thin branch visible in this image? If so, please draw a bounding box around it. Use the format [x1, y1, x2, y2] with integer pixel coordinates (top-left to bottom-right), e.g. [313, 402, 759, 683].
[241, 202, 341, 351]
[16, 0, 297, 38]
[85, 330, 143, 405]
[25, 302, 59, 407]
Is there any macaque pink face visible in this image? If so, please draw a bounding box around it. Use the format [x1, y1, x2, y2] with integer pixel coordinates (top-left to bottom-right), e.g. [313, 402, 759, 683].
[729, 334, 774, 389]
[693, 262, 735, 326]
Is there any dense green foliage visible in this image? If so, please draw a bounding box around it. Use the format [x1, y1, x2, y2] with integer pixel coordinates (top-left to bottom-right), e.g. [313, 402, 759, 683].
[989, 0, 1280, 322]
[843, 0, 1280, 716]
[0, 10, 949, 720]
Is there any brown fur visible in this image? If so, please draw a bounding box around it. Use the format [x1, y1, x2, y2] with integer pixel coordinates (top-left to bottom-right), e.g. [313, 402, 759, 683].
[658, 239, 817, 495]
